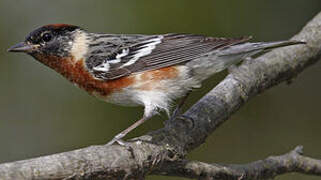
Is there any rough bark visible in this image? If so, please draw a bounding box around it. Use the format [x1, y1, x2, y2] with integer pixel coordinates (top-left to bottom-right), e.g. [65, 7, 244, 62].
[154, 146, 321, 179]
[0, 11, 320, 180]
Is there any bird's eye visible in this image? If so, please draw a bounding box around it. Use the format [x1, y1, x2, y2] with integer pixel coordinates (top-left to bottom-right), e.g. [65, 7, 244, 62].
[42, 33, 52, 42]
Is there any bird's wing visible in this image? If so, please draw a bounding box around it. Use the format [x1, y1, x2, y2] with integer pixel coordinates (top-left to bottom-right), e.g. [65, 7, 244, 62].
[90, 34, 251, 80]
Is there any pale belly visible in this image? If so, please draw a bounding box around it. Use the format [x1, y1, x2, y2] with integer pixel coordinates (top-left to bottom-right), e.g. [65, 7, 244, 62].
[92, 65, 200, 112]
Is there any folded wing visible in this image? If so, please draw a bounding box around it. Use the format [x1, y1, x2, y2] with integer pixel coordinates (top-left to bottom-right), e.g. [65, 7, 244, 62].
[91, 34, 251, 80]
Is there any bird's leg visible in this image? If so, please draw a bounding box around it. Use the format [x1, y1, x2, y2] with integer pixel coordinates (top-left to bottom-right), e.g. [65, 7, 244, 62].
[169, 91, 191, 121]
[107, 116, 150, 146]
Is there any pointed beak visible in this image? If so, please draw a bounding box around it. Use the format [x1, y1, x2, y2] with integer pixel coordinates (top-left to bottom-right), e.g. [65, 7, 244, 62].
[7, 42, 34, 53]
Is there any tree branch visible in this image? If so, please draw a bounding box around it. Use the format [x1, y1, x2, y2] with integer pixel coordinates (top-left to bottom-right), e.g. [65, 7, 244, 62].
[154, 146, 321, 179]
[0, 11, 320, 180]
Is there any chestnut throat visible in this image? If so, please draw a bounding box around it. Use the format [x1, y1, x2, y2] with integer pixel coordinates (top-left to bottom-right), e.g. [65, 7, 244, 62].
[31, 54, 134, 96]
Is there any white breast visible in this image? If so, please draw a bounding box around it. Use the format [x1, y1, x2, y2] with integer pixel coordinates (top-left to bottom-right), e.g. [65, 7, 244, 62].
[95, 65, 200, 117]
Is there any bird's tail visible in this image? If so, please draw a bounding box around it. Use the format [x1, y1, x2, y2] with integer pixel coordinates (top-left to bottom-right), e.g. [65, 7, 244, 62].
[217, 40, 306, 57]
[187, 40, 305, 81]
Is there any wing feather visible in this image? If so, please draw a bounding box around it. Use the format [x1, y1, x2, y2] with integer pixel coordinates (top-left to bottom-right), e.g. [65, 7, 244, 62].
[91, 34, 251, 80]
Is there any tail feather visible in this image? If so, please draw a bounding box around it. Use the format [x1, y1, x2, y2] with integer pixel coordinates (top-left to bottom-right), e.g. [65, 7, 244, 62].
[258, 40, 306, 50]
[186, 39, 305, 81]
[218, 40, 306, 57]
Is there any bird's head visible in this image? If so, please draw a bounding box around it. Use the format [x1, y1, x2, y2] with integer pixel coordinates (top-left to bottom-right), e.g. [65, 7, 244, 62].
[8, 24, 90, 64]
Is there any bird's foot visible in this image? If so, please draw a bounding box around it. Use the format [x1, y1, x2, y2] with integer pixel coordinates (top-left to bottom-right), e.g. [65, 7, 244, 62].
[169, 106, 181, 121]
[106, 116, 150, 146]
[106, 133, 128, 146]
[228, 64, 238, 74]
[168, 92, 191, 122]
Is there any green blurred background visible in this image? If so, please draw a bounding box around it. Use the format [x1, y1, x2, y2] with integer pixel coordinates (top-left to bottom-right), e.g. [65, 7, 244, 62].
[0, 1, 320, 179]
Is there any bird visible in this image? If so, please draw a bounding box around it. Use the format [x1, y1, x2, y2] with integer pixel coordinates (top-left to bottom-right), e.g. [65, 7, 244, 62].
[8, 24, 305, 145]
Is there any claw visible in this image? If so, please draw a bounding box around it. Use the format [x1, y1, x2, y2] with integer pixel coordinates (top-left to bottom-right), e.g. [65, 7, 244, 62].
[169, 106, 181, 121]
[106, 133, 127, 146]
[227, 64, 238, 74]
[106, 116, 150, 146]
[168, 91, 191, 122]
[106, 138, 124, 146]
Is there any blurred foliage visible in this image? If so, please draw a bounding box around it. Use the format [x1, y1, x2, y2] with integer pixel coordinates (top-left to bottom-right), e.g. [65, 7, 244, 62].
[0, 0, 320, 179]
